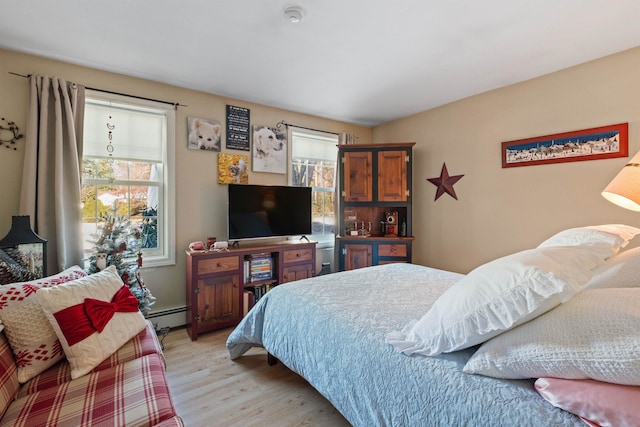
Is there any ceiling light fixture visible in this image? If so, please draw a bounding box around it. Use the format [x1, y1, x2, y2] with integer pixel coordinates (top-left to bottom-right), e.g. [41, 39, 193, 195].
[283, 6, 304, 23]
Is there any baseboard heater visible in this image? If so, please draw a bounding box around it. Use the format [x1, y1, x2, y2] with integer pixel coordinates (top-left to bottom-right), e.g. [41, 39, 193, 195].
[146, 306, 187, 330]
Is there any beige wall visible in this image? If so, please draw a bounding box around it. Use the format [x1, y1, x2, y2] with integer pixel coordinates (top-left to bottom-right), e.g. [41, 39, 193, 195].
[0, 48, 371, 315]
[373, 46, 640, 273]
[5, 45, 640, 311]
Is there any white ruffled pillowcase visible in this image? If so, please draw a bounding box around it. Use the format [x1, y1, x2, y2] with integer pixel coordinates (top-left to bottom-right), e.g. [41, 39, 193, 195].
[386, 224, 640, 356]
[537, 224, 640, 256]
[541, 224, 640, 291]
[385, 246, 606, 356]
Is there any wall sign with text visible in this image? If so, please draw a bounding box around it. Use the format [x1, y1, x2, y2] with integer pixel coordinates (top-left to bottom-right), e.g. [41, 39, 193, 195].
[226, 105, 250, 151]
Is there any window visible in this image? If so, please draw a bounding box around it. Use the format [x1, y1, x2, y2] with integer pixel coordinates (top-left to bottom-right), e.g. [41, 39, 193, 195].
[289, 129, 339, 247]
[81, 90, 176, 267]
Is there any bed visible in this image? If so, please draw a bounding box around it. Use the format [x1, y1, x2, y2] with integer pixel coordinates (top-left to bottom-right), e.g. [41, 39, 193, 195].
[227, 225, 640, 427]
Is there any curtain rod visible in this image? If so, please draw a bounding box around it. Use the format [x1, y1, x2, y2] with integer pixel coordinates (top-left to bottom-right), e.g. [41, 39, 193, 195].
[9, 72, 187, 109]
[276, 120, 339, 136]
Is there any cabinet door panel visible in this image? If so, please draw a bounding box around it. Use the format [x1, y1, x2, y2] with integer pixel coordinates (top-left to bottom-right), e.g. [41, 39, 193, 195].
[282, 264, 313, 283]
[344, 244, 372, 270]
[196, 274, 241, 327]
[378, 150, 407, 202]
[343, 151, 372, 201]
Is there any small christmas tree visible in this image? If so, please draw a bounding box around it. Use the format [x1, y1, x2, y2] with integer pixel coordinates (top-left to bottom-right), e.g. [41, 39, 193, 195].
[86, 214, 156, 317]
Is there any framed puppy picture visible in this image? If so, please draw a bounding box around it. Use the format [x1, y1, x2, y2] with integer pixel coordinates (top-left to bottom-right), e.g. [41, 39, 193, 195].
[252, 125, 287, 174]
[188, 117, 222, 151]
[218, 153, 249, 184]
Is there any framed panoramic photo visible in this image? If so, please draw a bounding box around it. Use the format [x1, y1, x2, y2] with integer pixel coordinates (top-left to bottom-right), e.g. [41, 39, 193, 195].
[501, 123, 628, 168]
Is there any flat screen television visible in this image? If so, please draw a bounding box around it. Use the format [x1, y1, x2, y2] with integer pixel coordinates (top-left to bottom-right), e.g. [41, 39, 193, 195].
[227, 184, 312, 241]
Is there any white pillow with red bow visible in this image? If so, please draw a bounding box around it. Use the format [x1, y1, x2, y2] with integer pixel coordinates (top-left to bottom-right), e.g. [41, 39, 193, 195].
[36, 266, 146, 379]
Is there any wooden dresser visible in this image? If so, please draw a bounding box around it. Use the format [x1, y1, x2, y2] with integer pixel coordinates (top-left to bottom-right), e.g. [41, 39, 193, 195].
[185, 241, 316, 340]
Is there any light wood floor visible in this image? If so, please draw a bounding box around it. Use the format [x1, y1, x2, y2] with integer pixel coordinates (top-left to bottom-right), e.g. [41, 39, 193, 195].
[162, 327, 352, 427]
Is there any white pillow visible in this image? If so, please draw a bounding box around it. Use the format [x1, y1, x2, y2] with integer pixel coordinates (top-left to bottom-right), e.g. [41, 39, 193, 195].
[537, 224, 640, 257]
[385, 246, 606, 356]
[37, 266, 146, 379]
[0, 265, 87, 383]
[464, 288, 640, 386]
[583, 246, 640, 290]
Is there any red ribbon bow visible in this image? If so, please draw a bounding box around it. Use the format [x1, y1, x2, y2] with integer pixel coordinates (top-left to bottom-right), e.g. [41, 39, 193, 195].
[54, 286, 140, 346]
[84, 286, 140, 332]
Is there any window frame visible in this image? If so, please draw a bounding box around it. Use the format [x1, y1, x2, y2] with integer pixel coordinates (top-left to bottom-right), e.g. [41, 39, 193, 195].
[82, 90, 176, 268]
[288, 127, 339, 248]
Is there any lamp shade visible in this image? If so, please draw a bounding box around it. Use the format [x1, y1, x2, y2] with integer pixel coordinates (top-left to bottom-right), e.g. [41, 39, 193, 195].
[602, 150, 640, 211]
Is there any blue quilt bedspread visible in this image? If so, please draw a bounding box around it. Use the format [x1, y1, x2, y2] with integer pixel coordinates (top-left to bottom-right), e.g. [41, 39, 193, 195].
[227, 263, 581, 427]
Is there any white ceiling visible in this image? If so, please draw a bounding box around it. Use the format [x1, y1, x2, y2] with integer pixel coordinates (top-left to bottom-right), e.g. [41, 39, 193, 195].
[3, 1, 640, 126]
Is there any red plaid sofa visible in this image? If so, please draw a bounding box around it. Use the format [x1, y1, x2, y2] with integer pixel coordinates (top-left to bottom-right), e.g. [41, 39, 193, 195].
[0, 320, 183, 427]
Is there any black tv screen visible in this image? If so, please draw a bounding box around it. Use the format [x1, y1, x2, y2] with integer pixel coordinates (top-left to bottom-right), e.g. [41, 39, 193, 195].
[227, 184, 312, 241]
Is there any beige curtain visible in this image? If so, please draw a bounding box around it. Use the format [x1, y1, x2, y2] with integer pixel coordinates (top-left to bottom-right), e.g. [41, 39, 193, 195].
[20, 75, 85, 273]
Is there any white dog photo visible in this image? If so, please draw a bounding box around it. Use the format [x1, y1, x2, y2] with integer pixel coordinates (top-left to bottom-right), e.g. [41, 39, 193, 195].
[252, 125, 287, 174]
[188, 117, 222, 151]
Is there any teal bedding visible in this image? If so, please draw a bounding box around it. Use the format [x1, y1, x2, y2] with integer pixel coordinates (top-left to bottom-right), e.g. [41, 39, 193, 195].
[227, 263, 581, 426]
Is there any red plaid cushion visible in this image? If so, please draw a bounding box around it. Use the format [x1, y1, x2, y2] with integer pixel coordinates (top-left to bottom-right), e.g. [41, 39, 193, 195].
[19, 321, 164, 397]
[0, 333, 19, 419]
[1, 353, 178, 427]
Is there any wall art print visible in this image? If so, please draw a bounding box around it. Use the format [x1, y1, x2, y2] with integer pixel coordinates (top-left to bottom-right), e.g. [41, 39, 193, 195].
[226, 105, 250, 151]
[501, 123, 628, 168]
[252, 125, 287, 174]
[218, 153, 249, 184]
[188, 117, 222, 151]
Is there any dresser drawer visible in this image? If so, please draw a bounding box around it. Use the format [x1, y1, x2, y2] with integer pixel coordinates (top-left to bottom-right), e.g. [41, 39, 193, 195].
[197, 256, 240, 275]
[378, 244, 407, 257]
[282, 248, 313, 264]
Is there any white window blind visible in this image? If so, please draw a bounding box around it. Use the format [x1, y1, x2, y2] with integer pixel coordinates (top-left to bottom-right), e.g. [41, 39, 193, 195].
[291, 129, 338, 162]
[83, 100, 166, 163]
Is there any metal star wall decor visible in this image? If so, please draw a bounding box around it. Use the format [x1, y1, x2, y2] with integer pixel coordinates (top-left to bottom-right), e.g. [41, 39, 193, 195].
[427, 163, 464, 201]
